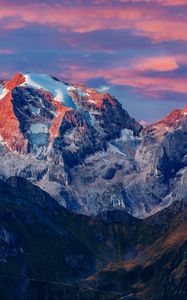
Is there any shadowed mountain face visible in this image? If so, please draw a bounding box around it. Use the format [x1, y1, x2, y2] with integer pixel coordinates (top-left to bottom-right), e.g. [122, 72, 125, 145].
[0, 176, 186, 300]
[0, 72, 186, 218]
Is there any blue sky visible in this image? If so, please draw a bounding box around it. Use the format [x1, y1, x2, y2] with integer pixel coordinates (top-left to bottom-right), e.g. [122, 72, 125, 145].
[0, 0, 187, 122]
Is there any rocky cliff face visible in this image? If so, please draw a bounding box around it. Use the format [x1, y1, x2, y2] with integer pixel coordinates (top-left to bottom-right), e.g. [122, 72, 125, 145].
[0, 72, 186, 218]
[132, 106, 187, 216]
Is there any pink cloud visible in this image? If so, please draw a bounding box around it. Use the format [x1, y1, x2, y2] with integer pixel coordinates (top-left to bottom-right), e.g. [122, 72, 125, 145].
[0, 70, 10, 78]
[0, 5, 144, 32]
[63, 63, 187, 96]
[119, 0, 187, 5]
[0, 2, 186, 43]
[109, 72, 187, 94]
[2, 20, 25, 30]
[0, 49, 15, 55]
[132, 56, 179, 72]
[136, 19, 187, 42]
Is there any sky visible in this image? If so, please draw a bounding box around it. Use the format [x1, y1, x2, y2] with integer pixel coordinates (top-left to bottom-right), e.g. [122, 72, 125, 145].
[0, 0, 187, 123]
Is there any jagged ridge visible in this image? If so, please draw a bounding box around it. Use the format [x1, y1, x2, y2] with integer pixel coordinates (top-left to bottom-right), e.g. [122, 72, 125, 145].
[0, 72, 186, 218]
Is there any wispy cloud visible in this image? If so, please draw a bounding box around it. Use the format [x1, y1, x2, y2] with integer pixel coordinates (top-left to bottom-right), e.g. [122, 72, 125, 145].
[0, 49, 15, 55]
[0, 0, 186, 121]
[61, 56, 187, 96]
[0, 2, 186, 42]
[132, 56, 179, 72]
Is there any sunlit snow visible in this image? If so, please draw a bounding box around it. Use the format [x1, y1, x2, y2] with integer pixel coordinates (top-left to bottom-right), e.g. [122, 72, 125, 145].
[0, 87, 8, 100]
[22, 73, 77, 110]
[68, 86, 88, 97]
[29, 123, 49, 135]
[28, 123, 50, 146]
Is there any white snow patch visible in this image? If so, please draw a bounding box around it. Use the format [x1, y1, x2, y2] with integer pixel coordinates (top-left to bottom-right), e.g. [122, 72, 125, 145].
[22, 73, 77, 110]
[107, 143, 127, 157]
[111, 195, 126, 209]
[118, 129, 136, 142]
[96, 85, 110, 93]
[0, 87, 8, 100]
[89, 113, 95, 126]
[30, 105, 41, 115]
[29, 123, 48, 135]
[107, 129, 141, 159]
[68, 86, 88, 98]
[108, 129, 139, 147]
[0, 135, 5, 145]
[28, 123, 49, 147]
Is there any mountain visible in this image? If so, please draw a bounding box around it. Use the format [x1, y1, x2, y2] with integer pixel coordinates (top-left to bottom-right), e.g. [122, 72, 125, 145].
[0, 72, 186, 218]
[0, 73, 186, 300]
[0, 176, 186, 300]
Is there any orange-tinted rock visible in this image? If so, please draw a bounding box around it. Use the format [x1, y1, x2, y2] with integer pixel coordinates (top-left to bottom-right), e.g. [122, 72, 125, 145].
[152, 106, 187, 130]
[87, 91, 116, 109]
[0, 72, 28, 153]
[156, 109, 184, 127]
[181, 106, 187, 115]
[0, 72, 142, 154]
[38, 89, 72, 140]
[5, 72, 25, 91]
[70, 85, 116, 110]
[0, 91, 28, 153]
[143, 106, 187, 138]
[49, 101, 71, 140]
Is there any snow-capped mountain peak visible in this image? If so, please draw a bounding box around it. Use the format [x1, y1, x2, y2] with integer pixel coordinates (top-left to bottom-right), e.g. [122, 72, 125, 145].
[0, 72, 186, 219]
[0, 72, 142, 154]
[22, 73, 77, 110]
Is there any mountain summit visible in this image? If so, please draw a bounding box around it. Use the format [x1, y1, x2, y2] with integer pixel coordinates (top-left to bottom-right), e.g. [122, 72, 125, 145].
[0, 72, 186, 217]
[0, 72, 141, 153]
